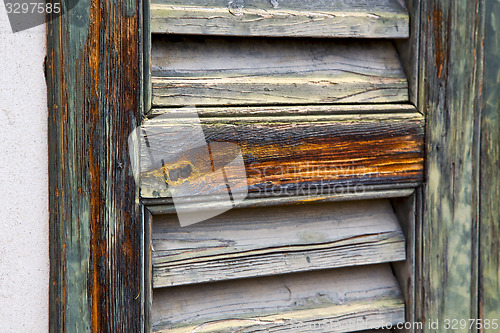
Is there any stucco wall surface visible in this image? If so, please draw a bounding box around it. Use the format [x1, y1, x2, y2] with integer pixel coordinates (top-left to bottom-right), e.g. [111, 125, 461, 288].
[0, 4, 49, 332]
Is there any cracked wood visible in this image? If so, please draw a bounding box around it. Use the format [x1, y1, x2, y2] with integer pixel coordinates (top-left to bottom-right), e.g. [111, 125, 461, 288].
[151, 0, 409, 38]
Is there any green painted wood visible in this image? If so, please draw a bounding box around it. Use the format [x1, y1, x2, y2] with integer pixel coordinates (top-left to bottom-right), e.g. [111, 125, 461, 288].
[151, 264, 405, 332]
[46, 0, 145, 331]
[419, 0, 484, 331]
[479, 0, 500, 329]
[151, 0, 409, 38]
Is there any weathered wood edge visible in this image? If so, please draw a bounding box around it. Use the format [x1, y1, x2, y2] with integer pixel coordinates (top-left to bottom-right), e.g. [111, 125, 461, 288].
[148, 104, 418, 118]
[47, 0, 145, 331]
[145, 0, 152, 113]
[479, 0, 500, 328]
[144, 208, 153, 332]
[419, 0, 484, 330]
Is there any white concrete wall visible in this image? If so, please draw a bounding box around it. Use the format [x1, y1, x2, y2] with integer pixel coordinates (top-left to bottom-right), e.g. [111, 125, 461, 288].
[0, 5, 49, 333]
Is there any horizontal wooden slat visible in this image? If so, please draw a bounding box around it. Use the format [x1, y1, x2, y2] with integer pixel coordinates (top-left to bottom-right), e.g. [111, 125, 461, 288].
[151, 37, 409, 106]
[148, 103, 417, 117]
[152, 199, 405, 287]
[152, 264, 405, 332]
[151, 0, 409, 38]
[144, 186, 416, 214]
[139, 109, 424, 199]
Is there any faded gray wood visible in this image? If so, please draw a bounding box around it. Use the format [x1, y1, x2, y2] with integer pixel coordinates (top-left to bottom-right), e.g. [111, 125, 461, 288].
[479, 0, 500, 328]
[139, 111, 424, 199]
[152, 199, 405, 287]
[151, 0, 409, 38]
[419, 0, 484, 330]
[144, 209, 153, 332]
[151, 37, 409, 106]
[152, 264, 405, 332]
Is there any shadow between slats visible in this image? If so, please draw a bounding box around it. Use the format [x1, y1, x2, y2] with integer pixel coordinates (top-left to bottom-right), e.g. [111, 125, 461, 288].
[151, 264, 405, 332]
[151, 36, 409, 106]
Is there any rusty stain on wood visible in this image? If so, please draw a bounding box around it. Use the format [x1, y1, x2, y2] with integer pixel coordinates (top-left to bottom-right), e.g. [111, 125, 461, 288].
[152, 264, 405, 332]
[47, 0, 144, 331]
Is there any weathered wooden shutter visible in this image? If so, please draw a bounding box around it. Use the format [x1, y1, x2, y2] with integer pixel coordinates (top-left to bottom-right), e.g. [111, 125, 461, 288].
[143, 0, 423, 331]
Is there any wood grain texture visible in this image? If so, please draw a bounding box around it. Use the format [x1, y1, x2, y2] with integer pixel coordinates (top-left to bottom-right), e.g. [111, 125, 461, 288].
[151, 36, 409, 106]
[149, 103, 418, 117]
[152, 199, 405, 287]
[46, 0, 144, 331]
[395, 0, 420, 105]
[419, 0, 484, 331]
[479, 0, 500, 328]
[139, 110, 424, 199]
[150, 0, 409, 38]
[391, 194, 416, 332]
[144, 186, 416, 215]
[152, 264, 405, 332]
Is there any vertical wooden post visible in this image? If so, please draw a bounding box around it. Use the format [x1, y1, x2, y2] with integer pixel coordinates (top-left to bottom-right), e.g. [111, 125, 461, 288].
[419, 0, 484, 331]
[479, 0, 500, 330]
[46, 0, 144, 331]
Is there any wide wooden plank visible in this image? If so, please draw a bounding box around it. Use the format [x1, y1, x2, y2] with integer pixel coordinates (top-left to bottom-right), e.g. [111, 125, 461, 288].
[139, 110, 424, 199]
[152, 264, 405, 332]
[151, 0, 409, 38]
[151, 37, 409, 106]
[152, 199, 405, 287]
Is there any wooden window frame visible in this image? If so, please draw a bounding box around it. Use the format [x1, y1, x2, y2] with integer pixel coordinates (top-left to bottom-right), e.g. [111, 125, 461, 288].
[47, 0, 499, 331]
